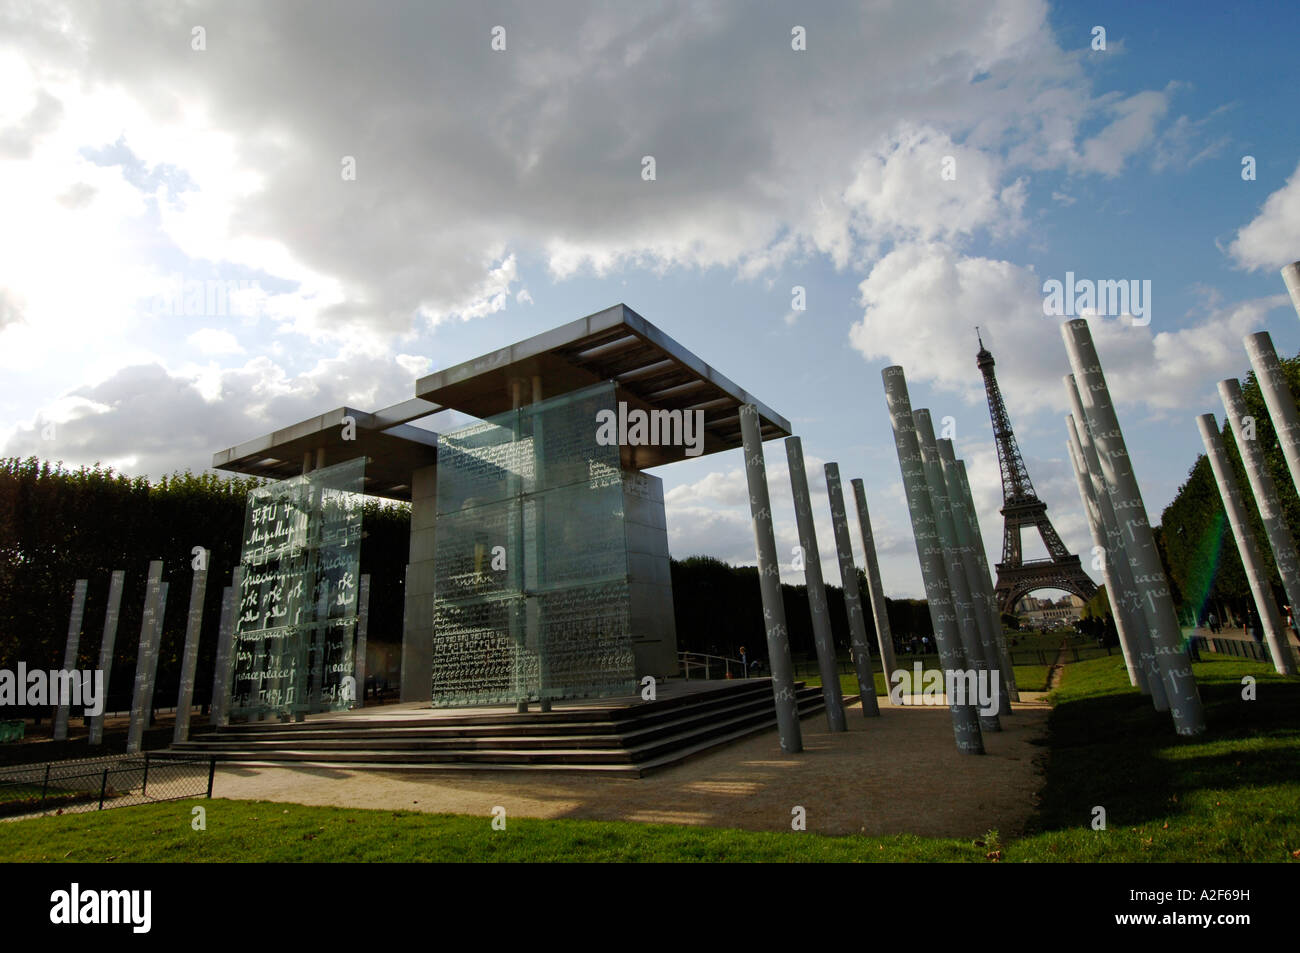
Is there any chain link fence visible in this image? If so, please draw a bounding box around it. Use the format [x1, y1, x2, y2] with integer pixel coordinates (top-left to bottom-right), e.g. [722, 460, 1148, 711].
[0, 754, 214, 819]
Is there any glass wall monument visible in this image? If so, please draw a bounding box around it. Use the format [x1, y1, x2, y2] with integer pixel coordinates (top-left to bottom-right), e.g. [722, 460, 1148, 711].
[229, 457, 366, 720]
[432, 381, 637, 706]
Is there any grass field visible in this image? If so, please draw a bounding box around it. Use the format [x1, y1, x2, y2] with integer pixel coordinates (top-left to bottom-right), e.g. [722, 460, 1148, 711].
[1, 654, 1295, 862]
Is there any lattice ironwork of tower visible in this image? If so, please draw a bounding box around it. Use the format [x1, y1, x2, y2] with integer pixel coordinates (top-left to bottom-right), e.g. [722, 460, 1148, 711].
[976, 330, 1098, 613]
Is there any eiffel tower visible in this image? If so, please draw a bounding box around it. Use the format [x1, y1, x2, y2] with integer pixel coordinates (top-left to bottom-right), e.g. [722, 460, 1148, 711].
[976, 330, 1098, 613]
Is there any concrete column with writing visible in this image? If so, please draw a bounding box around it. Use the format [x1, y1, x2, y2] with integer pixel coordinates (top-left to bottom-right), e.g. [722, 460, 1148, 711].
[353, 573, 371, 707]
[173, 563, 209, 743]
[849, 478, 899, 679]
[1220, 378, 1300, 674]
[1062, 318, 1204, 736]
[882, 366, 983, 754]
[127, 562, 165, 754]
[1197, 413, 1298, 675]
[1065, 374, 1161, 704]
[785, 437, 847, 731]
[53, 579, 88, 741]
[915, 411, 1002, 729]
[936, 439, 1017, 712]
[1244, 331, 1300, 498]
[89, 570, 125, 746]
[949, 460, 1021, 703]
[739, 403, 802, 753]
[210, 567, 243, 728]
[1282, 261, 1300, 320]
[825, 464, 881, 716]
[1065, 417, 1142, 688]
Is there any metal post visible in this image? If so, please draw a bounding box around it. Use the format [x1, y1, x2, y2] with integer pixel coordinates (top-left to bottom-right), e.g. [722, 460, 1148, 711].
[89, 571, 125, 746]
[785, 437, 847, 731]
[353, 574, 370, 708]
[882, 366, 984, 754]
[915, 411, 1002, 729]
[948, 460, 1021, 703]
[1065, 416, 1143, 687]
[99, 768, 108, 810]
[142, 752, 150, 797]
[1220, 378, 1300, 673]
[1196, 414, 1297, 674]
[936, 440, 1018, 711]
[739, 404, 802, 753]
[848, 478, 898, 679]
[173, 562, 209, 743]
[1065, 375, 1162, 703]
[824, 464, 881, 716]
[41, 763, 50, 802]
[208, 757, 216, 798]
[1244, 331, 1300, 496]
[1061, 319, 1204, 736]
[126, 561, 164, 755]
[53, 579, 88, 740]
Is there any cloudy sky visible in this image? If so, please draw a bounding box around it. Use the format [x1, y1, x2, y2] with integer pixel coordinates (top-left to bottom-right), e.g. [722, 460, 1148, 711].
[3, 0, 1299, 599]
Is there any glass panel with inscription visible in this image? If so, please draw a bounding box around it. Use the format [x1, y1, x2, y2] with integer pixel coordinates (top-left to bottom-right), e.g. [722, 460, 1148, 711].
[432, 381, 635, 706]
[229, 457, 366, 720]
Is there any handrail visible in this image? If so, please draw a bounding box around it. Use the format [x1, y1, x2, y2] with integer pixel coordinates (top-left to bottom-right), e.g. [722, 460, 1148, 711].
[678, 651, 748, 680]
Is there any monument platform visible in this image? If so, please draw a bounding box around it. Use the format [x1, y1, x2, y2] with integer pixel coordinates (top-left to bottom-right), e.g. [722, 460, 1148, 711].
[171, 679, 827, 777]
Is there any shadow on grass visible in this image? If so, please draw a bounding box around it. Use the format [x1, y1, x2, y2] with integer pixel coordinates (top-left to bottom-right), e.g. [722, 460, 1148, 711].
[1027, 658, 1300, 835]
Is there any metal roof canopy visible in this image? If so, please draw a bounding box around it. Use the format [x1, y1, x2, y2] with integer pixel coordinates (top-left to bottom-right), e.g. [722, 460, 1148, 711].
[211, 407, 438, 501]
[415, 303, 791, 468]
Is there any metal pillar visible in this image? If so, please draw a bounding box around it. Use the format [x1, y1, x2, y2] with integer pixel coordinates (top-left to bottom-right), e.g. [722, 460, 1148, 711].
[1282, 261, 1300, 320]
[739, 403, 802, 753]
[1220, 377, 1300, 672]
[1197, 414, 1298, 675]
[173, 562, 209, 743]
[824, 464, 881, 716]
[882, 366, 983, 754]
[914, 410, 1002, 729]
[354, 573, 371, 707]
[52, 579, 88, 741]
[1065, 417, 1142, 688]
[1244, 331, 1300, 496]
[88, 570, 125, 746]
[936, 439, 1017, 710]
[948, 459, 1021, 703]
[849, 477, 899, 678]
[1065, 374, 1161, 703]
[1061, 318, 1204, 735]
[785, 437, 847, 731]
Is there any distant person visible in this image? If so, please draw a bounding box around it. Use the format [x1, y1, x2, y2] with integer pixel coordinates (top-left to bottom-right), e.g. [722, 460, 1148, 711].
[1207, 611, 1219, 634]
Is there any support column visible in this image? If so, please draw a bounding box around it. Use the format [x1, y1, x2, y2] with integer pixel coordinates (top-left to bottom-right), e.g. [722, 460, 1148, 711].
[948, 460, 1020, 702]
[739, 403, 802, 753]
[825, 464, 881, 716]
[88, 570, 125, 746]
[937, 439, 1017, 710]
[882, 366, 983, 754]
[1220, 377, 1300, 672]
[849, 478, 899, 678]
[127, 563, 166, 754]
[173, 561, 209, 743]
[52, 579, 88, 741]
[1197, 414, 1298, 675]
[210, 566, 243, 728]
[1065, 374, 1161, 704]
[401, 463, 437, 703]
[1065, 417, 1142, 687]
[1062, 318, 1204, 736]
[1282, 261, 1300, 319]
[353, 573, 370, 706]
[915, 411, 1002, 729]
[1244, 331, 1300, 496]
[785, 438, 846, 730]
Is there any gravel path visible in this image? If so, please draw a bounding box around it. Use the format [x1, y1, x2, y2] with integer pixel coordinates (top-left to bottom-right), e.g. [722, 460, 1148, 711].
[212, 696, 1050, 839]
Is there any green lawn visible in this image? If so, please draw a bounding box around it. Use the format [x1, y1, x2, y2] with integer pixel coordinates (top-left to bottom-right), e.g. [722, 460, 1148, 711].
[1, 654, 1294, 862]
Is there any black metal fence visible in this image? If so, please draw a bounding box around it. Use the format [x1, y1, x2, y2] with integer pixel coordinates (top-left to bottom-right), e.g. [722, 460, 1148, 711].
[1191, 635, 1272, 663]
[0, 754, 214, 818]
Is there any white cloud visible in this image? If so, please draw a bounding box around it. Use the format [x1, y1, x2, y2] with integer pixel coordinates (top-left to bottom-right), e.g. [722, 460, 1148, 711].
[187, 328, 243, 355]
[1229, 159, 1300, 271]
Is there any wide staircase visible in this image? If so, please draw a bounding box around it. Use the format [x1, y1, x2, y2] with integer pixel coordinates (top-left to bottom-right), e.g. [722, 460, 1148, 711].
[170, 679, 827, 777]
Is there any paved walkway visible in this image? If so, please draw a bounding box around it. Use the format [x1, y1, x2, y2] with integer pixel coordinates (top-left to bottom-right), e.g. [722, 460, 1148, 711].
[212, 696, 1050, 839]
